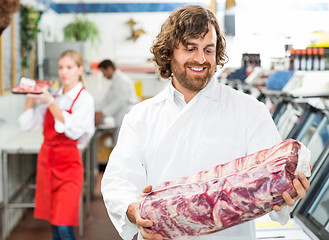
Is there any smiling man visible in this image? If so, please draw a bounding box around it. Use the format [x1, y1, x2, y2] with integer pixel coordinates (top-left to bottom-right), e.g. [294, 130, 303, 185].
[101, 5, 310, 240]
[171, 23, 217, 103]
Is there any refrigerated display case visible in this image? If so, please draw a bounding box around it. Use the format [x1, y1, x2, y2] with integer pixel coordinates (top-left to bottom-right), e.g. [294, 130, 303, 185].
[271, 98, 306, 140]
[287, 105, 325, 143]
[301, 113, 329, 174]
[293, 146, 329, 240]
[287, 106, 329, 177]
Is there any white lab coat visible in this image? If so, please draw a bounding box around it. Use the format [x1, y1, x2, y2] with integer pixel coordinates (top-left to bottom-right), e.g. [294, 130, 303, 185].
[101, 78, 290, 240]
[18, 82, 95, 145]
[97, 70, 138, 130]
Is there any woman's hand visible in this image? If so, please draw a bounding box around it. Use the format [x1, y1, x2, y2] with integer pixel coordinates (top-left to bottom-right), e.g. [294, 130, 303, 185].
[273, 172, 311, 211]
[27, 88, 54, 106]
[126, 185, 164, 240]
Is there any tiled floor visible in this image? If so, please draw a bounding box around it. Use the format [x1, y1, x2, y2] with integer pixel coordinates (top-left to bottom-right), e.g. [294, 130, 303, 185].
[8, 172, 124, 240]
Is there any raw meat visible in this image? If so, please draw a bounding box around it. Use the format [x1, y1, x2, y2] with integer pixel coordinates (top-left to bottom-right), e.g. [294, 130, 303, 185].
[12, 79, 52, 94]
[139, 139, 311, 239]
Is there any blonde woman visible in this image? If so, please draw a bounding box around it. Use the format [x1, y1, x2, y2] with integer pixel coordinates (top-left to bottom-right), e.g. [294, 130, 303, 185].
[19, 50, 95, 240]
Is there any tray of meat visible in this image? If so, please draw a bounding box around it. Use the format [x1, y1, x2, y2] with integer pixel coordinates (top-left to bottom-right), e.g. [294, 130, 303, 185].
[12, 77, 52, 94]
[139, 139, 311, 239]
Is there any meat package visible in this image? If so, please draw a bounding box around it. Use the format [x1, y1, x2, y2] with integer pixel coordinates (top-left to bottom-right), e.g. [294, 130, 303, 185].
[139, 139, 311, 239]
[12, 77, 52, 94]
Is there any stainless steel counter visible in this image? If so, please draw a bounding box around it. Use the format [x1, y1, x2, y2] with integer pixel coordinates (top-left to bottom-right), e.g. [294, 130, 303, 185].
[1, 129, 92, 240]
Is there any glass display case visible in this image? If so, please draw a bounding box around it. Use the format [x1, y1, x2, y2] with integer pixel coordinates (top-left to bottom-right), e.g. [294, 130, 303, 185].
[288, 106, 324, 143]
[272, 99, 306, 140]
[293, 148, 329, 240]
[287, 107, 329, 177]
[304, 114, 329, 174]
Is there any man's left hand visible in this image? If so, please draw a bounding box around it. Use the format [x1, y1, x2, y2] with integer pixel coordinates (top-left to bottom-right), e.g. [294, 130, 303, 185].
[273, 172, 310, 211]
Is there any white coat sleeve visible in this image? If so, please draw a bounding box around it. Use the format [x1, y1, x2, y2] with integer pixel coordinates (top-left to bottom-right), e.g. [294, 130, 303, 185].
[54, 92, 95, 144]
[18, 105, 47, 131]
[245, 98, 292, 225]
[101, 108, 147, 240]
[269, 205, 293, 225]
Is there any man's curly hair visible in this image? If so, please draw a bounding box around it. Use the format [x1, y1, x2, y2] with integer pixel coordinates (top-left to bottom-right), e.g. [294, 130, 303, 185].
[151, 5, 228, 79]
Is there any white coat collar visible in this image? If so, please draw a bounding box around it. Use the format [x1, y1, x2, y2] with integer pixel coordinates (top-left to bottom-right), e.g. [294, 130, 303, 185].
[153, 77, 220, 104]
[199, 77, 220, 101]
[111, 70, 121, 82]
[168, 80, 185, 101]
[56, 82, 83, 99]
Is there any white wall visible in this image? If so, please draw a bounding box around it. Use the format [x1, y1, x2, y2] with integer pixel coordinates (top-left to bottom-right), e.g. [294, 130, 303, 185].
[41, 10, 169, 65]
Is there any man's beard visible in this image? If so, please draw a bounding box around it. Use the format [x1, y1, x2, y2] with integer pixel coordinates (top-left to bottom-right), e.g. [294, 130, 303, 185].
[171, 58, 216, 92]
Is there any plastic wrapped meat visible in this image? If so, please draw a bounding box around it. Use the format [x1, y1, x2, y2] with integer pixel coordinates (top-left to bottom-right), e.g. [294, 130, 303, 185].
[139, 139, 311, 239]
[12, 78, 52, 94]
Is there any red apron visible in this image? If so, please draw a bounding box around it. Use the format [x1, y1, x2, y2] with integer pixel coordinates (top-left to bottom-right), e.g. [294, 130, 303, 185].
[34, 88, 84, 226]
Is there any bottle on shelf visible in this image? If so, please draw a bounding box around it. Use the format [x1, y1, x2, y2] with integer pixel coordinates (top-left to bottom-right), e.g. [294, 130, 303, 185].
[312, 48, 319, 71]
[306, 48, 313, 71]
[284, 44, 291, 71]
[289, 48, 295, 71]
[300, 49, 307, 71]
[295, 49, 301, 71]
[319, 48, 326, 71]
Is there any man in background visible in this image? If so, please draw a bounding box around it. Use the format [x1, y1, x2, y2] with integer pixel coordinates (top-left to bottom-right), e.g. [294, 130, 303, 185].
[95, 59, 138, 142]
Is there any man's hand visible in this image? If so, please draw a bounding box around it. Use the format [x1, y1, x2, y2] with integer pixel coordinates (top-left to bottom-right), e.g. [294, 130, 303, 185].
[273, 172, 310, 211]
[95, 111, 104, 126]
[126, 185, 164, 240]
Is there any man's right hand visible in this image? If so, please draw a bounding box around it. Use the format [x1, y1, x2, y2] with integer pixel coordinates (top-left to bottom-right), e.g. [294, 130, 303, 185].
[95, 111, 104, 126]
[126, 185, 164, 240]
